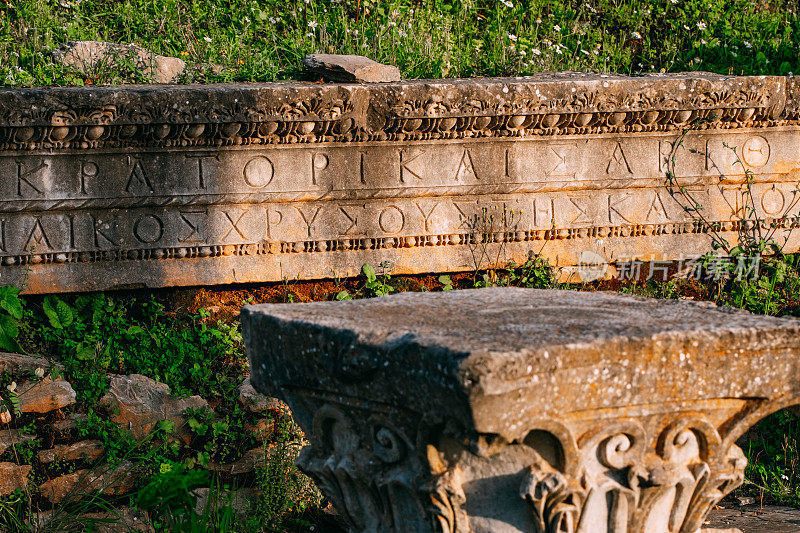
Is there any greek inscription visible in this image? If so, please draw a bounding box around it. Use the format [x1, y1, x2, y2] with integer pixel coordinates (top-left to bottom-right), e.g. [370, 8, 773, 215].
[761, 187, 786, 216]
[742, 136, 770, 168]
[567, 197, 591, 224]
[416, 202, 439, 232]
[243, 156, 274, 188]
[80, 160, 98, 195]
[67, 214, 76, 249]
[533, 198, 554, 227]
[455, 149, 478, 181]
[296, 206, 322, 238]
[311, 153, 329, 185]
[339, 207, 359, 235]
[0, 220, 5, 252]
[17, 160, 45, 197]
[608, 193, 633, 224]
[179, 210, 206, 243]
[264, 207, 283, 240]
[378, 205, 405, 234]
[222, 210, 248, 241]
[125, 157, 154, 193]
[23, 218, 52, 251]
[546, 144, 576, 177]
[133, 214, 165, 244]
[400, 151, 422, 183]
[92, 215, 118, 247]
[186, 153, 218, 189]
[646, 192, 669, 221]
[606, 142, 632, 174]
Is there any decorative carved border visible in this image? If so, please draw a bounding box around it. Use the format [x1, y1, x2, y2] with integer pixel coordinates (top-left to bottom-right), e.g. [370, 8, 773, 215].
[0, 73, 793, 151]
[0, 217, 781, 267]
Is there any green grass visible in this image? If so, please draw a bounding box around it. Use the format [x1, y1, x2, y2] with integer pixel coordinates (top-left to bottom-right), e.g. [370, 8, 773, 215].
[1, 0, 800, 86]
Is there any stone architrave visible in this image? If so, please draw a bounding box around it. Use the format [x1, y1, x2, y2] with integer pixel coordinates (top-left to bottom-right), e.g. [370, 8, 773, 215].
[243, 288, 800, 533]
[2, 74, 800, 292]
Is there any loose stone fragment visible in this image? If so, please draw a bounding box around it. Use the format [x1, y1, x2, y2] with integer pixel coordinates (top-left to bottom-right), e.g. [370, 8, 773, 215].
[37, 439, 105, 464]
[193, 487, 258, 520]
[99, 374, 209, 442]
[303, 53, 401, 82]
[208, 447, 267, 475]
[0, 462, 31, 495]
[0, 429, 36, 455]
[35, 507, 154, 532]
[243, 287, 800, 533]
[52, 41, 186, 83]
[50, 413, 88, 436]
[0, 353, 61, 377]
[17, 378, 76, 414]
[238, 375, 288, 414]
[39, 460, 140, 503]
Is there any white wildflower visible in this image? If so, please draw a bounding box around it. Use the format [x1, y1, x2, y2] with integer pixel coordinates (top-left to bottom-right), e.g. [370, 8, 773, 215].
[500, 0, 513, 7]
[203, 36, 212, 43]
[697, 21, 707, 30]
[308, 20, 318, 28]
[35, 367, 44, 379]
[6, 382, 16, 393]
[508, 33, 517, 42]
[631, 31, 642, 39]
[553, 24, 561, 32]
[532, 48, 542, 56]
[535, 17, 542, 23]
[743, 40, 752, 48]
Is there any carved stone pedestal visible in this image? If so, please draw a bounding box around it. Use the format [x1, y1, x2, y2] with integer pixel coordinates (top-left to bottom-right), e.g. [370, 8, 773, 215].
[243, 288, 800, 533]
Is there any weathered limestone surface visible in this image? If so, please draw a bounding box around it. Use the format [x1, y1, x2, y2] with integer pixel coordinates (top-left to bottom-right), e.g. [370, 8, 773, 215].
[303, 53, 402, 82]
[243, 288, 800, 533]
[4, 73, 800, 292]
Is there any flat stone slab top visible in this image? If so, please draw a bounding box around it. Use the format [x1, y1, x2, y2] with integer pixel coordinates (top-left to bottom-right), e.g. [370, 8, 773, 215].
[4, 73, 800, 292]
[243, 288, 800, 533]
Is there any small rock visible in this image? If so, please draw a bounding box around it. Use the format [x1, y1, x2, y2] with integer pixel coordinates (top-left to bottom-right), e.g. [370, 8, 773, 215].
[209, 447, 266, 475]
[100, 374, 209, 442]
[17, 378, 76, 414]
[0, 353, 61, 378]
[50, 413, 88, 436]
[0, 462, 31, 495]
[52, 41, 186, 83]
[303, 54, 401, 83]
[39, 460, 140, 503]
[735, 496, 756, 506]
[38, 439, 105, 464]
[0, 429, 36, 455]
[34, 506, 153, 532]
[238, 375, 288, 414]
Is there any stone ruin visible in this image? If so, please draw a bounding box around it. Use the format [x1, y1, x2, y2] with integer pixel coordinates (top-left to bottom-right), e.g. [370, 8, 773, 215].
[2, 73, 800, 292]
[243, 287, 800, 533]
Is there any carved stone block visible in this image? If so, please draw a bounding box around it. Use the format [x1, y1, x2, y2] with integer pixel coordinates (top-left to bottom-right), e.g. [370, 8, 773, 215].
[243, 288, 800, 533]
[2, 73, 800, 292]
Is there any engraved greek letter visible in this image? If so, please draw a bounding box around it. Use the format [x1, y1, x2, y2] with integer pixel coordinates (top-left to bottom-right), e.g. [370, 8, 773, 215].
[24, 218, 52, 251]
[455, 149, 478, 181]
[133, 214, 165, 244]
[80, 160, 98, 194]
[222, 210, 248, 241]
[311, 153, 329, 185]
[608, 193, 633, 224]
[379, 206, 405, 234]
[646, 192, 669, 221]
[125, 156, 154, 193]
[533, 198, 554, 227]
[265, 207, 283, 240]
[568, 197, 591, 224]
[17, 160, 45, 196]
[92, 215, 118, 247]
[339, 207, 358, 235]
[0, 220, 6, 252]
[186, 153, 218, 189]
[416, 202, 439, 232]
[296, 206, 322, 238]
[243, 156, 274, 188]
[606, 142, 632, 174]
[179, 210, 206, 243]
[400, 151, 422, 183]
